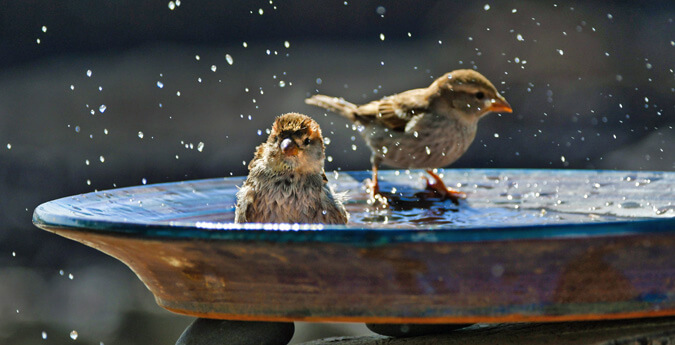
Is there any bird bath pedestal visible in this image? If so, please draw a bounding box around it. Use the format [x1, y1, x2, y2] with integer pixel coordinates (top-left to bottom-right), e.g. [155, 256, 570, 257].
[33, 169, 675, 344]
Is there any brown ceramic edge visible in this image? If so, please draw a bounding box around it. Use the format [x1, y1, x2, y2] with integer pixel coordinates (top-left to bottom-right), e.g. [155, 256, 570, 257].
[160, 305, 675, 323]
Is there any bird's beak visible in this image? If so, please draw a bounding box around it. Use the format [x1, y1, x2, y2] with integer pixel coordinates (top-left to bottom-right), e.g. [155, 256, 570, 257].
[487, 96, 513, 113]
[280, 138, 298, 156]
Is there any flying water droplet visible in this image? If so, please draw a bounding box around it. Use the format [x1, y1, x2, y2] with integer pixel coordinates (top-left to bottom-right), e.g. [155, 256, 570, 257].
[197, 142, 204, 152]
[138, 131, 144, 139]
[142, 178, 147, 185]
[156, 81, 164, 88]
[324, 137, 331, 145]
[70, 330, 78, 340]
[284, 41, 290, 48]
[42, 331, 47, 339]
[99, 156, 105, 163]
[86, 70, 92, 77]
[6, 143, 11, 150]
[278, 80, 286, 87]
[98, 105, 106, 113]
[225, 54, 234, 65]
[211, 65, 217, 72]
[379, 33, 385, 41]
[483, 4, 490, 10]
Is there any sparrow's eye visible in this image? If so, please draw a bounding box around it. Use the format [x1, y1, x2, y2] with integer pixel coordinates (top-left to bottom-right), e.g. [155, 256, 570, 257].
[475, 91, 485, 100]
[303, 138, 311, 146]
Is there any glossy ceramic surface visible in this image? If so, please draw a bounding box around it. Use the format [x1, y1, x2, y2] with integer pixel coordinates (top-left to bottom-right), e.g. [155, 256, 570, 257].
[33, 169, 675, 322]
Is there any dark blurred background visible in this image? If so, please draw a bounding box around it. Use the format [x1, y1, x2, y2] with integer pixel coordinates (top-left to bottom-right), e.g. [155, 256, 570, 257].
[1, 0, 673, 344]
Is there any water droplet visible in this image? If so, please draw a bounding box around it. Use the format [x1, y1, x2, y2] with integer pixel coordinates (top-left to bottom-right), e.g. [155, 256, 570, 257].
[327, 156, 333, 162]
[6, 143, 11, 150]
[99, 156, 105, 163]
[176, 91, 181, 96]
[379, 33, 385, 41]
[41, 26, 47, 33]
[70, 330, 78, 340]
[258, 8, 264, 15]
[85, 159, 90, 165]
[425, 146, 431, 155]
[644, 97, 649, 103]
[103, 128, 108, 135]
[68, 273, 74, 279]
[278, 80, 286, 87]
[156, 81, 164, 88]
[284, 40, 290, 48]
[75, 126, 81, 133]
[86, 70, 92, 77]
[516, 34, 524, 41]
[494, 133, 500, 138]
[557, 49, 564, 55]
[225, 54, 234, 65]
[483, 4, 490, 10]
[42, 331, 47, 339]
[381, 146, 388, 154]
[243, 41, 248, 48]
[142, 178, 147, 185]
[351, 144, 357, 151]
[98, 105, 106, 113]
[211, 65, 217, 72]
[376, 6, 386, 15]
[560, 155, 566, 162]
[197, 142, 204, 152]
[511, 8, 517, 13]
[70, 85, 75, 90]
[316, 78, 322, 85]
[138, 131, 144, 139]
[607, 13, 613, 19]
[323, 137, 331, 145]
[168, 1, 175, 10]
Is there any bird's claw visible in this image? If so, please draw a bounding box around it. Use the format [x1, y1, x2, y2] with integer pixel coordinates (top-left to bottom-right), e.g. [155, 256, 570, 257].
[422, 176, 467, 205]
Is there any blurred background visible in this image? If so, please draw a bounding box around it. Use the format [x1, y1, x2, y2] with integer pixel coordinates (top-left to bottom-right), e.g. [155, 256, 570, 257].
[1, 0, 673, 344]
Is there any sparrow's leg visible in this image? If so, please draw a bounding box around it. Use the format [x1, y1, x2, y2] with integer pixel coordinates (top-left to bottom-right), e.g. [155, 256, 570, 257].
[367, 156, 388, 206]
[424, 169, 467, 204]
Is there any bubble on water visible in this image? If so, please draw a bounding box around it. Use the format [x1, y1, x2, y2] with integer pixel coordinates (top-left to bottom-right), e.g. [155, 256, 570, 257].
[211, 65, 217, 72]
[138, 131, 144, 139]
[516, 34, 524, 41]
[99, 156, 105, 163]
[156, 81, 164, 88]
[197, 142, 204, 152]
[619, 201, 641, 209]
[284, 40, 290, 48]
[483, 4, 490, 10]
[278, 80, 286, 87]
[42, 331, 47, 339]
[98, 105, 106, 113]
[70, 330, 78, 340]
[225, 54, 234, 65]
[379, 33, 385, 41]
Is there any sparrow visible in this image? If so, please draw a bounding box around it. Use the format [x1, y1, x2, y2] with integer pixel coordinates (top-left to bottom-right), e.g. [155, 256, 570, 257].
[234, 113, 349, 224]
[305, 69, 512, 204]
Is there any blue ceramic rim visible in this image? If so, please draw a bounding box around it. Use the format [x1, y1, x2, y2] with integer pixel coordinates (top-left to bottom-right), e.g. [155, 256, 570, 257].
[32, 169, 675, 244]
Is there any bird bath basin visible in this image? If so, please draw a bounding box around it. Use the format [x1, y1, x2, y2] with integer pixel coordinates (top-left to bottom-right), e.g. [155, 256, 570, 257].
[33, 169, 675, 323]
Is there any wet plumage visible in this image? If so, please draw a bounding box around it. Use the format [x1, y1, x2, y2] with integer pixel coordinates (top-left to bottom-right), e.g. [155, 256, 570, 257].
[305, 69, 512, 203]
[235, 113, 349, 224]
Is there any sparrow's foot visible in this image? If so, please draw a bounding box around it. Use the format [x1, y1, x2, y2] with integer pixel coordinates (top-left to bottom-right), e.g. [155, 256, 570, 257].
[364, 178, 389, 208]
[423, 170, 467, 205]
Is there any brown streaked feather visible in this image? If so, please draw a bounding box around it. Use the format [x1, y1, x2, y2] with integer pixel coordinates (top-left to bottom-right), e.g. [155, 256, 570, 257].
[354, 87, 435, 131]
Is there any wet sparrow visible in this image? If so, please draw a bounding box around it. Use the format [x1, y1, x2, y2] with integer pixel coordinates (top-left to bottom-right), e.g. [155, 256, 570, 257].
[305, 69, 512, 204]
[235, 113, 349, 224]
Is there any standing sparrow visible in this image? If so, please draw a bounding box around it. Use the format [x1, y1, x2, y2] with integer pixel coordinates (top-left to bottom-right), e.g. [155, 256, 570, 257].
[235, 113, 349, 224]
[305, 69, 512, 204]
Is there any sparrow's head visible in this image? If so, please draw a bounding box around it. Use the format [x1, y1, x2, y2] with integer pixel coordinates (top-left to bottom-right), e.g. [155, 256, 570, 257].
[435, 69, 512, 119]
[263, 113, 325, 174]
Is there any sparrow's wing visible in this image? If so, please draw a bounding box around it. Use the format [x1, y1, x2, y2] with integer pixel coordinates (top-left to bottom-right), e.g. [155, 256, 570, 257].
[355, 88, 433, 131]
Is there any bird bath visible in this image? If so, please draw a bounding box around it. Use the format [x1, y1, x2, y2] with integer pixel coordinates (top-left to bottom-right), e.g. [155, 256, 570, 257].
[33, 169, 675, 323]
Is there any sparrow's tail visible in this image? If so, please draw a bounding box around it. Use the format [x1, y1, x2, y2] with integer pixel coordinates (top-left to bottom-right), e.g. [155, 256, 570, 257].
[305, 95, 358, 121]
